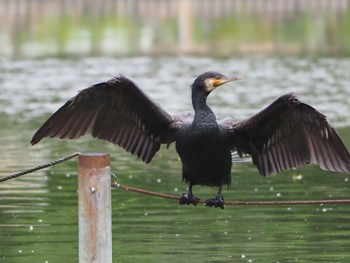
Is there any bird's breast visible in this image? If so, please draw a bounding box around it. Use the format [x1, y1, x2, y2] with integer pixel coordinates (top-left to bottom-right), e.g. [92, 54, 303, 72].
[175, 121, 232, 186]
[176, 121, 229, 156]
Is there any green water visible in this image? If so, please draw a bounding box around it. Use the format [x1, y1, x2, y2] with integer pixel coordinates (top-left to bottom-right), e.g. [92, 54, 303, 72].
[0, 56, 350, 262]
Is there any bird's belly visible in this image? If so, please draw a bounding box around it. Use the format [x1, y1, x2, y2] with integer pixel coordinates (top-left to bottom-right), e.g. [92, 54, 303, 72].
[176, 130, 232, 186]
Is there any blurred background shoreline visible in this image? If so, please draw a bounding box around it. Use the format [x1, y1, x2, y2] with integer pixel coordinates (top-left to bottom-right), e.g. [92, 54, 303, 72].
[2, 0, 350, 58]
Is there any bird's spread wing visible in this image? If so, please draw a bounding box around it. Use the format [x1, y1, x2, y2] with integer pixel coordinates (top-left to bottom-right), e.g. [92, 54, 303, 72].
[224, 93, 350, 176]
[31, 75, 175, 163]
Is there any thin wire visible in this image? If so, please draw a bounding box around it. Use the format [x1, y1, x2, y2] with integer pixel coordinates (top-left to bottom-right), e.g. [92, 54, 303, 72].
[113, 182, 181, 201]
[2, 156, 349, 206]
[0, 152, 80, 182]
[112, 181, 350, 206]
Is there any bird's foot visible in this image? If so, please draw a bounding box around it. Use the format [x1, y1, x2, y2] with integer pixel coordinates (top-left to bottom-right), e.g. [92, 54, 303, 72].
[179, 194, 200, 206]
[205, 195, 225, 209]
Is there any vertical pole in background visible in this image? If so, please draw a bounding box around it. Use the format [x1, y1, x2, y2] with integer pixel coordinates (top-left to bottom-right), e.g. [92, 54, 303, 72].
[178, 0, 194, 53]
[78, 153, 112, 263]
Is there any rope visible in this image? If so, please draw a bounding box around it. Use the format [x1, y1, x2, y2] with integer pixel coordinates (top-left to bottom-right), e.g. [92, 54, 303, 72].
[111, 180, 350, 206]
[0, 152, 80, 182]
[2, 155, 350, 206]
[112, 182, 181, 201]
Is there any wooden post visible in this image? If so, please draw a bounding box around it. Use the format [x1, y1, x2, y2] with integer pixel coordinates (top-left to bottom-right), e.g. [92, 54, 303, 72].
[78, 153, 112, 263]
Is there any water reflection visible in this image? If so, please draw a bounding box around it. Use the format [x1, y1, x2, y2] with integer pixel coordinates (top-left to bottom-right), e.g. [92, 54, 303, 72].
[2, 0, 350, 58]
[0, 56, 350, 262]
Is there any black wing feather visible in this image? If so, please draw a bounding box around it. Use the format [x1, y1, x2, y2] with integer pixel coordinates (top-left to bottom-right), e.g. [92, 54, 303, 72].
[225, 93, 350, 176]
[31, 75, 174, 163]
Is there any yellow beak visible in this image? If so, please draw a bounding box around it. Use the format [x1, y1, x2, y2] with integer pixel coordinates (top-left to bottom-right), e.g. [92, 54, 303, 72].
[213, 76, 242, 87]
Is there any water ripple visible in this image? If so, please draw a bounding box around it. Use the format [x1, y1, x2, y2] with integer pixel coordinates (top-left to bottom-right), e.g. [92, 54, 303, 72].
[1, 56, 349, 126]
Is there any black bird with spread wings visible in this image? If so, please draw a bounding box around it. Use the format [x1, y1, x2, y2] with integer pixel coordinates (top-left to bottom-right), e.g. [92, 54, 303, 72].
[31, 72, 350, 209]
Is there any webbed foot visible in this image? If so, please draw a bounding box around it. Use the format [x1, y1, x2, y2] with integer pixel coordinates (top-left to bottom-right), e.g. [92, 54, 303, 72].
[205, 195, 225, 209]
[179, 194, 200, 206]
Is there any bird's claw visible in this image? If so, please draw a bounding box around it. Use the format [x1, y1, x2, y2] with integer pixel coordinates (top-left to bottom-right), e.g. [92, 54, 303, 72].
[205, 195, 225, 209]
[179, 194, 200, 206]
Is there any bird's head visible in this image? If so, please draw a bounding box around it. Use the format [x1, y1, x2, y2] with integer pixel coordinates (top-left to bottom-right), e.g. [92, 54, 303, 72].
[192, 71, 242, 94]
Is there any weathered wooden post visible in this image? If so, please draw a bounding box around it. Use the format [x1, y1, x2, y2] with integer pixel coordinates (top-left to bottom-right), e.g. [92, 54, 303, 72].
[78, 153, 112, 263]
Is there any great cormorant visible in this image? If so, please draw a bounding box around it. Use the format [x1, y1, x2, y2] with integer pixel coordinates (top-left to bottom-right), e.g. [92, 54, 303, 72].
[31, 71, 350, 209]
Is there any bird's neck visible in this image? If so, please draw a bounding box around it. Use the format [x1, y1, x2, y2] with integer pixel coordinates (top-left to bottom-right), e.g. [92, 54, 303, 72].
[192, 89, 216, 122]
[192, 89, 208, 110]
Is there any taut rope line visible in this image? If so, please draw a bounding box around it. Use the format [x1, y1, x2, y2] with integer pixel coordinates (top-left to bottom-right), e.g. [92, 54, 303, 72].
[111, 180, 350, 206]
[1, 153, 350, 206]
[0, 152, 80, 182]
